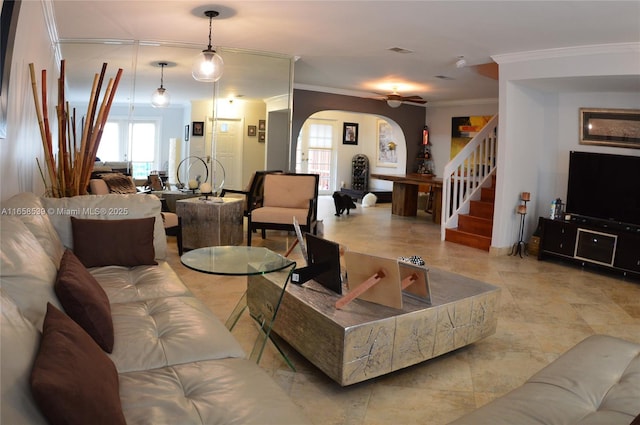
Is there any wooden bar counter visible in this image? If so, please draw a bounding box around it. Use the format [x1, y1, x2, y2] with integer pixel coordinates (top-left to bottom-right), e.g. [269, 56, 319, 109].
[370, 173, 443, 221]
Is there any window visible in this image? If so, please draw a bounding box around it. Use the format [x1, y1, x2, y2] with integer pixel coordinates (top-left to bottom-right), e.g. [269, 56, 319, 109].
[95, 123, 120, 161]
[129, 122, 156, 179]
[96, 118, 159, 179]
[296, 122, 334, 192]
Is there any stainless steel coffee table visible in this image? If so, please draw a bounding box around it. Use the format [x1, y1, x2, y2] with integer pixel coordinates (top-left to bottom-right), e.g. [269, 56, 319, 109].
[247, 267, 501, 386]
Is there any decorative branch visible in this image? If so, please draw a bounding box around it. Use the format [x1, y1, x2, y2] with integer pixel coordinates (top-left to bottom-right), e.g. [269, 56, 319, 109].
[29, 60, 122, 197]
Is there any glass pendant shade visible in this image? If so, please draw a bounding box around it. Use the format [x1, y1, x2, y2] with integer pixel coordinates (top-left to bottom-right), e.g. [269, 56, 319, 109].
[192, 49, 224, 82]
[151, 87, 170, 108]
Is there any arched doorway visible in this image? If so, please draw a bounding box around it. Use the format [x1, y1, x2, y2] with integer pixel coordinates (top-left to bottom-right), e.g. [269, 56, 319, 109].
[295, 110, 407, 194]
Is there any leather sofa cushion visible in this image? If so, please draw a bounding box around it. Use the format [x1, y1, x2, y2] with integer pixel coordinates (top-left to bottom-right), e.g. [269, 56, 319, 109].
[71, 216, 157, 267]
[55, 250, 114, 352]
[0, 291, 47, 425]
[30, 304, 126, 425]
[1, 192, 65, 266]
[0, 216, 61, 329]
[119, 358, 310, 425]
[108, 296, 245, 373]
[90, 261, 191, 304]
[449, 334, 640, 424]
[42, 194, 167, 261]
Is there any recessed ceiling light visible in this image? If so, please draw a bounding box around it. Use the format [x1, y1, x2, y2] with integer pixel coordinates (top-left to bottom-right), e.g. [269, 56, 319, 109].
[388, 47, 413, 54]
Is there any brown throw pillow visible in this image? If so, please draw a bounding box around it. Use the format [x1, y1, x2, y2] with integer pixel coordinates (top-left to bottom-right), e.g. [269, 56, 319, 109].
[30, 303, 126, 425]
[71, 216, 157, 267]
[55, 249, 114, 352]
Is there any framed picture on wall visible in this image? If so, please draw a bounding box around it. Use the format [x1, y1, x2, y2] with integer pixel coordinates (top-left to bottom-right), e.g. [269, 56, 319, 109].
[258, 119, 266, 131]
[248, 125, 257, 136]
[192, 121, 204, 137]
[376, 119, 398, 167]
[579, 108, 640, 149]
[343, 122, 358, 145]
[258, 132, 265, 143]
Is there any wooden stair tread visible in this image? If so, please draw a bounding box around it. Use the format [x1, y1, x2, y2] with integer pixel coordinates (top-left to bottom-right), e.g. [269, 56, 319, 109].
[445, 173, 496, 252]
[458, 214, 493, 237]
[445, 228, 491, 251]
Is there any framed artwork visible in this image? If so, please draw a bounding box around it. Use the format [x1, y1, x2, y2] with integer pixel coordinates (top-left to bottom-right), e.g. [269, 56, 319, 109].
[258, 119, 266, 131]
[258, 132, 265, 142]
[192, 121, 204, 137]
[450, 116, 493, 159]
[248, 125, 257, 136]
[342, 122, 358, 145]
[579, 108, 640, 149]
[376, 120, 397, 167]
[184, 125, 190, 141]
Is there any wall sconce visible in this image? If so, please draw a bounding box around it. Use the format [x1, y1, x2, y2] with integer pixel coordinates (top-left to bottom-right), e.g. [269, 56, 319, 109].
[192, 10, 224, 82]
[151, 62, 170, 108]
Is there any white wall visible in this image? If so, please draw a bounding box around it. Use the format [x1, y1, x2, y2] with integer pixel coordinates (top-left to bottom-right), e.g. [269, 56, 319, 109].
[424, 100, 499, 177]
[1, 1, 57, 201]
[493, 43, 640, 251]
[303, 110, 408, 192]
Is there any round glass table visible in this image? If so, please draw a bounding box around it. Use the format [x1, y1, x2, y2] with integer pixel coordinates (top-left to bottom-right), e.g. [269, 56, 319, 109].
[181, 246, 297, 368]
[181, 246, 295, 276]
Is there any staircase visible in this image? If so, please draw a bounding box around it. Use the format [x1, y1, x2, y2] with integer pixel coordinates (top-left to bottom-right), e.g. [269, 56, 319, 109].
[444, 175, 495, 251]
[440, 114, 498, 251]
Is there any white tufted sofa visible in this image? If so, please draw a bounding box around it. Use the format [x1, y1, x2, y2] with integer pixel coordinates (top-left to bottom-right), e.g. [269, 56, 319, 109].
[1, 192, 310, 425]
[449, 334, 640, 424]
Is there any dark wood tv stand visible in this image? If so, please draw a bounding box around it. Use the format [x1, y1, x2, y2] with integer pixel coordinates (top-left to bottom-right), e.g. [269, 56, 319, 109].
[538, 216, 640, 279]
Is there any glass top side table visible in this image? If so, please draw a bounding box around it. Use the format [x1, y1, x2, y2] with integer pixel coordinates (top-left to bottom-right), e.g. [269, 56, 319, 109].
[181, 246, 296, 368]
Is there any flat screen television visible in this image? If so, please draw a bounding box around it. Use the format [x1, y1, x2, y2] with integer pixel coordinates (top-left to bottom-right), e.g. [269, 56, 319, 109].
[290, 234, 342, 294]
[566, 151, 640, 226]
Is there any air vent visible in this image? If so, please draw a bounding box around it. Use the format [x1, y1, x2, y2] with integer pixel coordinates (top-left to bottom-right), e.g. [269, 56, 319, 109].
[388, 47, 413, 54]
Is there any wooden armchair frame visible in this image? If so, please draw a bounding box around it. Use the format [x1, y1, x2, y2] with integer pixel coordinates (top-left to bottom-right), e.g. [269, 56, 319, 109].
[247, 173, 320, 246]
[220, 170, 283, 218]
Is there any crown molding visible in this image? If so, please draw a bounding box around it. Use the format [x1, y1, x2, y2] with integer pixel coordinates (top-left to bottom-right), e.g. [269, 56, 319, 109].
[492, 42, 640, 64]
[426, 98, 499, 107]
[294, 83, 378, 100]
[41, 0, 62, 63]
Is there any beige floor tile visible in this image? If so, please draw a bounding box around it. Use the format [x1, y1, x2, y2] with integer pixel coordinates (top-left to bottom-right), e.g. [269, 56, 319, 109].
[167, 196, 640, 424]
[363, 385, 475, 425]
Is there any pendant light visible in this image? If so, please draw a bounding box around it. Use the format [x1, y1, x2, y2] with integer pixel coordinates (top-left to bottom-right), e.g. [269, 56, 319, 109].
[192, 10, 224, 82]
[151, 62, 170, 108]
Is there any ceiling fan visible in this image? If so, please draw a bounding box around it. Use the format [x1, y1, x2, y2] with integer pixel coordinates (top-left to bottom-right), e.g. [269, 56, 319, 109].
[376, 91, 427, 108]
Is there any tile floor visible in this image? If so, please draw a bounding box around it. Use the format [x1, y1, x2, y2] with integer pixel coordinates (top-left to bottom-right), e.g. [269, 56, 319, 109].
[165, 196, 640, 425]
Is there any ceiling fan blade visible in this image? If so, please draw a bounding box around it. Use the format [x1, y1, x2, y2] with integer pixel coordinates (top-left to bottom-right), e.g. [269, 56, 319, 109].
[399, 95, 427, 104]
[386, 94, 403, 101]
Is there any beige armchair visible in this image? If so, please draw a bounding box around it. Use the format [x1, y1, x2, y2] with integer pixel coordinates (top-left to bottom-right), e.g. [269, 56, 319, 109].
[220, 169, 282, 219]
[247, 173, 319, 246]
